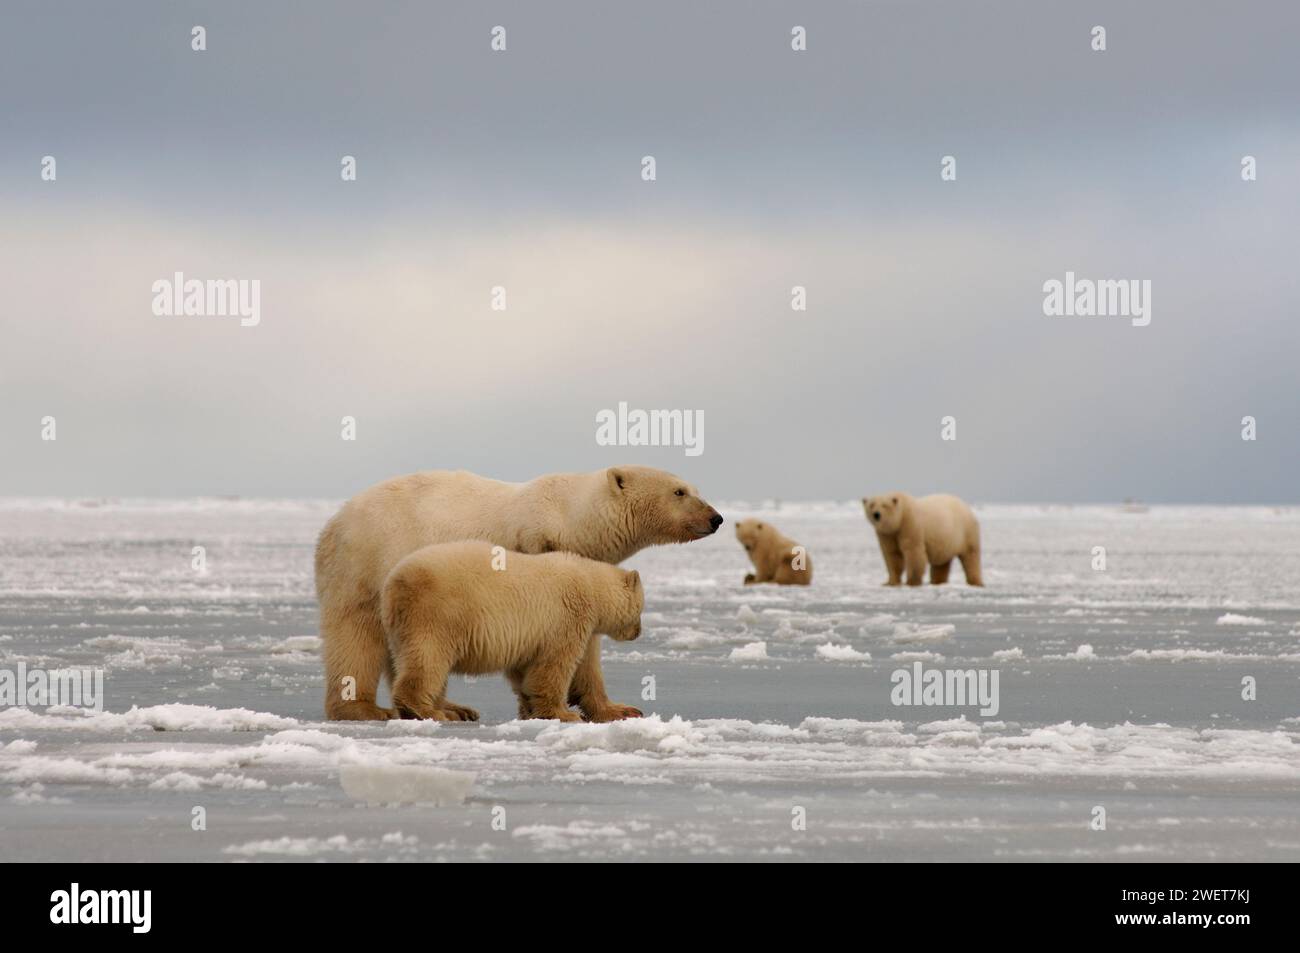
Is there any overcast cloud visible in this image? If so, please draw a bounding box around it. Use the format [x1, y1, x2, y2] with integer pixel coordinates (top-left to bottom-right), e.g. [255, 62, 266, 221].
[2, 1, 1297, 502]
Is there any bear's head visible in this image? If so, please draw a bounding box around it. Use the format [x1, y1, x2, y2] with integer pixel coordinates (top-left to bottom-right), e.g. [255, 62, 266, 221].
[862, 495, 903, 533]
[604, 569, 644, 642]
[734, 518, 771, 553]
[607, 466, 722, 545]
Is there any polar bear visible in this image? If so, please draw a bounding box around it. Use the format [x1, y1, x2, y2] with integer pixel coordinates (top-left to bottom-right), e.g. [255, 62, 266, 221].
[380, 542, 644, 722]
[735, 519, 812, 585]
[862, 493, 982, 587]
[315, 466, 721, 721]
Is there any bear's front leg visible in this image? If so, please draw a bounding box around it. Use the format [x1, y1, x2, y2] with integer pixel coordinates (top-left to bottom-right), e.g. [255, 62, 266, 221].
[878, 539, 904, 585]
[903, 544, 928, 586]
[438, 700, 480, 721]
[569, 634, 643, 722]
[522, 637, 587, 722]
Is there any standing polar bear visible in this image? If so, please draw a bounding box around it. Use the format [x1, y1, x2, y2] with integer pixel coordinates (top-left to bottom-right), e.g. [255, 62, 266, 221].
[381, 542, 645, 722]
[315, 466, 722, 721]
[735, 519, 812, 585]
[863, 493, 983, 587]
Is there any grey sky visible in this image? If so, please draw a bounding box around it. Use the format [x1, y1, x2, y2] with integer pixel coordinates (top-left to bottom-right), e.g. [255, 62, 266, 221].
[2, 1, 1297, 502]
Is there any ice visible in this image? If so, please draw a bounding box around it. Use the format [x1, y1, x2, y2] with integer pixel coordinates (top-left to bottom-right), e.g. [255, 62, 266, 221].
[1217, 613, 1269, 626]
[271, 636, 322, 654]
[1, 499, 1299, 861]
[512, 822, 632, 852]
[0, 704, 299, 733]
[661, 628, 724, 649]
[223, 834, 359, 857]
[891, 623, 956, 644]
[338, 763, 475, 806]
[815, 643, 872, 661]
[728, 641, 768, 661]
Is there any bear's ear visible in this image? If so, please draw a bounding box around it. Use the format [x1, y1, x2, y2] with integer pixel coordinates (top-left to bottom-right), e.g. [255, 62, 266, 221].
[891, 496, 899, 505]
[607, 468, 627, 493]
[625, 569, 642, 590]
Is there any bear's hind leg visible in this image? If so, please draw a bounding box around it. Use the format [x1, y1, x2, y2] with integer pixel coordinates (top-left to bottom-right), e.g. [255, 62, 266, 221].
[930, 560, 952, 585]
[506, 668, 533, 719]
[323, 597, 396, 721]
[389, 625, 456, 721]
[960, 547, 984, 587]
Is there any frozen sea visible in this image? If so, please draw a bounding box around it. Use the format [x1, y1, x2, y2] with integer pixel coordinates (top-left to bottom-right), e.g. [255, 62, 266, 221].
[1, 498, 1297, 862]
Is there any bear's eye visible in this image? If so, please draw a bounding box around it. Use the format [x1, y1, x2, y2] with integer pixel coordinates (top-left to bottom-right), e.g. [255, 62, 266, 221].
[674, 489, 685, 497]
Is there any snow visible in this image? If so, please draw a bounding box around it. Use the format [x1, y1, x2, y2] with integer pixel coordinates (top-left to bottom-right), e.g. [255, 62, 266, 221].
[1217, 613, 1269, 626]
[815, 643, 872, 661]
[891, 623, 957, 644]
[512, 822, 632, 852]
[0, 704, 299, 733]
[224, 834, 353, 856]
[1, 499, 1299, 861]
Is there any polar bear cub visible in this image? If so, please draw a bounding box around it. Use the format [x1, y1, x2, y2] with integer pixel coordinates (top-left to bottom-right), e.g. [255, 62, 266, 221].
[735, 519, 813, 585]
[380, 541, 644, 722]
[863, 492, 983, 587]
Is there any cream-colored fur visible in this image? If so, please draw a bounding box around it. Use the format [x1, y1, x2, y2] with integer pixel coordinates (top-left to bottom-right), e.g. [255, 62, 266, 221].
[735, 519, 812, 586]
[315, 466, 720, 721]
[863, 492, 983, 587]
[381, 542, 644, 722]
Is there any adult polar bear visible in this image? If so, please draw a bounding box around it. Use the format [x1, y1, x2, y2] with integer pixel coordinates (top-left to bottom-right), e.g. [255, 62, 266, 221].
[315, 466, 723, 721]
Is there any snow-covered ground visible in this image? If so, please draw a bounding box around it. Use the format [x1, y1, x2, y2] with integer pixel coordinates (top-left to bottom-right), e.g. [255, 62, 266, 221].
[1, 498, 1297, 861]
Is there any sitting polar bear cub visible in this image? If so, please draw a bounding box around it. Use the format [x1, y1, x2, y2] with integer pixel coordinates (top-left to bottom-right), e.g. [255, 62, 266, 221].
[380, 541, 645, 722]
[735, 519, 812, 585]
[863, 492, 983, 587]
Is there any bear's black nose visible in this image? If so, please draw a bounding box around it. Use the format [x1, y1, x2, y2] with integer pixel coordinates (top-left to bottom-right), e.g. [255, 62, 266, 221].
[709, 513, 724, 530]
[872, 512, 881, 522]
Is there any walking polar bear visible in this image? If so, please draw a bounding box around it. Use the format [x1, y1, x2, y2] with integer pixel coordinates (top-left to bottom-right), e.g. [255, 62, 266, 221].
[315, 466, 722, 721]
[735, 519, 812, 585]
[863, 492, 983, 587]
[381, 542, 645, 722]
